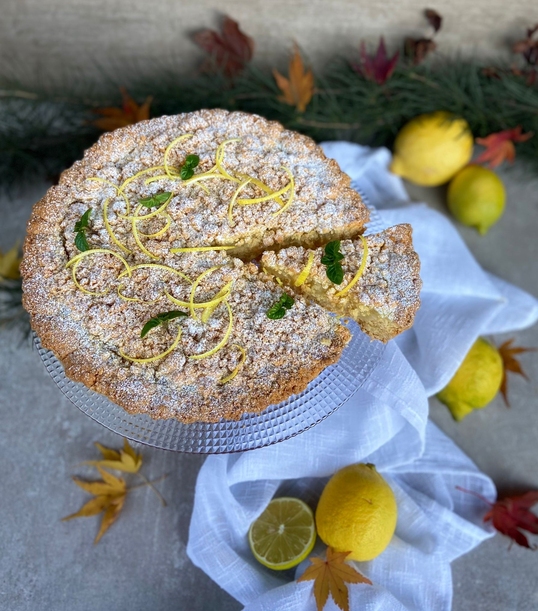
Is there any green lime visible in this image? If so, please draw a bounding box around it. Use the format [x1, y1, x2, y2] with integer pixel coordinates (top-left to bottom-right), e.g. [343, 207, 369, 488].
[447, 165, 506, 235]
[437, 338, 503, 421]
[248, 497, 316, 570]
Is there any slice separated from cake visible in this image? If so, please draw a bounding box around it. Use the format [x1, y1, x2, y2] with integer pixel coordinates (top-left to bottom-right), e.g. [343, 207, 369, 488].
[261, 224, 422, 342]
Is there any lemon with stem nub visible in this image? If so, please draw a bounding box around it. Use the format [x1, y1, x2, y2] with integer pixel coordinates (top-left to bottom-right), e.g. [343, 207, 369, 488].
[315, 463, 397, 562]
[248, 497, 316, 570]
[447, 165, 506, 235]
[390, 111, 473, 186]
[437, 337, 503, 421]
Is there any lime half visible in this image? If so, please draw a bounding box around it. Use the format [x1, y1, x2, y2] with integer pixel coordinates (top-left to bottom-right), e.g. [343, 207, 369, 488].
[248, 497, 316, 570]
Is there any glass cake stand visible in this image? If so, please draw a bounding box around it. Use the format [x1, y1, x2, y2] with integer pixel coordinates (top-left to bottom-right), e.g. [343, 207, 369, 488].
[35, 193, 387, 453]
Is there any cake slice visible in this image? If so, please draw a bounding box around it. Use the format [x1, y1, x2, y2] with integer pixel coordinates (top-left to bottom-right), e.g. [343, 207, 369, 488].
[261, 224, 422, 342]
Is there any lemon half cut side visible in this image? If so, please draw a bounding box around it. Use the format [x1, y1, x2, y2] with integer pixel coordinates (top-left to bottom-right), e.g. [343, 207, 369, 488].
[248, 497, 316, 571]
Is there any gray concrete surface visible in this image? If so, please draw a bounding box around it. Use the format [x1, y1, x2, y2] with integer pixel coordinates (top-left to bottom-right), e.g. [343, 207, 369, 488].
[1, 163, 537, 611]
[0, 0, 537, 91]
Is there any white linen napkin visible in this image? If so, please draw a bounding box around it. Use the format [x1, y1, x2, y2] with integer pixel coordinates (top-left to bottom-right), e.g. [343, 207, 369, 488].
[187, 143, 538, 611]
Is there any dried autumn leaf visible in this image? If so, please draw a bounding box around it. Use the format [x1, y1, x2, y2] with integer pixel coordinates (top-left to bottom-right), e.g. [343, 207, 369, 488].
[351, 37, 399, 85]
[498, 339, 536, 407]
[92, 87, 152, 131]
[513, 24, 538, 67]
[0, 242, 21, 280]
[404, 37, 437, 65]
[194, 16, 254, 77]
[273, 45, 314, 113]
[457, 486, 538, 549]
[425, 9, 443, 33]
[486, 492, 538, 549]
[475, 127, 533, 168]
[298, 547, 372, 611]
[63, 466, 127, 544]
[85, 438, 143, 473]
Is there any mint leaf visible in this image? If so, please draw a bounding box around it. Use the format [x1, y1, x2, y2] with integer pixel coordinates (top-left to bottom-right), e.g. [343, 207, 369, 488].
[184, 154, 200, 168]
[74, 208, 91, 233]
[266, 293, 295, 320]
[141, 310, 188, 338]
[139, 192, 172, 209]
[74, 231, 90, 252]
[326, 262, 344, 284]
[180, 166, 195, 180]
[321, 240, 345, 284]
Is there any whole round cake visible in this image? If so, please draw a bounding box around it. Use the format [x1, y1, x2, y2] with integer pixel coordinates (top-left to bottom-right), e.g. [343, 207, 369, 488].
[21, 109, 421, 423]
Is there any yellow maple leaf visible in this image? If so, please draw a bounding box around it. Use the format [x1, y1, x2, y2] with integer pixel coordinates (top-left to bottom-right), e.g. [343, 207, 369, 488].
[273, 45, 314, 113]
[0, 242, 21, 280]
[298, 547, 372, 611]
[92, 87, 152, 131]
[63, 466, 127, 544]
[85, 438, 143, 473]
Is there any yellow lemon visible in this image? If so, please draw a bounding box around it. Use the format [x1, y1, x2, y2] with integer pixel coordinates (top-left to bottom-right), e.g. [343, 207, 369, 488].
[315, 463, 397, 562]
[437, 338, 503, 421]
[447, 165, 506, 235]
[390, 111, 473, 186]
[248, 497, 316, 570]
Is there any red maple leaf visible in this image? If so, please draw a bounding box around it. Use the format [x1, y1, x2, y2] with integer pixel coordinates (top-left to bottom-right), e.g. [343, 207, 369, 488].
[352, 37, 399, 85]
[193, 16, 254, 77]
[457, 487, 538, 549]
[475, 127, 533, 168]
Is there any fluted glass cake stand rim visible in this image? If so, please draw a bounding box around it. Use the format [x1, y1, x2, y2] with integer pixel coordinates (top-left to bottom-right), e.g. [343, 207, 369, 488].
[35, 196, 386, 453]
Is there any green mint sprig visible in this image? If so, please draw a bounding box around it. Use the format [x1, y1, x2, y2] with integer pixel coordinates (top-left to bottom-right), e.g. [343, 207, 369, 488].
[139, 192, 172, 209]
[266, 293, 295, 320]
[321, 240, 345, 284]
[74, 208, 92, 252]
[180, 154, 200, 180]
[141, 310, 188, 338]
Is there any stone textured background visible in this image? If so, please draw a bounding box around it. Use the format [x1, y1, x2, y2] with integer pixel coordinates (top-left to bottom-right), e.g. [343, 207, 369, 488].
[0, 0, 537, 89]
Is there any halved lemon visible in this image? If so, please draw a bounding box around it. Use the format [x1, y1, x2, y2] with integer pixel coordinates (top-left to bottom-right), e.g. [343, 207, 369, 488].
[248, 497, 316, 570]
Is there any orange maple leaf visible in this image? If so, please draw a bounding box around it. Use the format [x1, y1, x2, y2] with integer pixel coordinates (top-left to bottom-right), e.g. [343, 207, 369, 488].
[273, 45, 314, 113]
[298, 547, 372, 611]
[498, 339, 536, 407]
[475, 127, 533, 168]
[92, 87, 152, 131]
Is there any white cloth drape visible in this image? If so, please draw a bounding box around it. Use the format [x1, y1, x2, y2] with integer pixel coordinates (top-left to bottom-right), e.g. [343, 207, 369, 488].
[187, 143, 538, 611]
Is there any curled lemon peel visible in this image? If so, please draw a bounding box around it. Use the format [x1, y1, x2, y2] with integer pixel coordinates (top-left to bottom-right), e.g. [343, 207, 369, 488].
[236, 174, 285, 207]
[237, 176, 292, 206]
[138, 212, 172, 238]
[228, 177, 252, 226]
[219, 344, 246, 384]
[189, 301, 233, 361]
[164, 280, 232, 311]
[119, 166, 166, 192]
[131, 205, 160, 259]
[170, 246, 235, 253]
[271, 167, 295, 217]
[66, 248, 131, 296]
[119, 327, 183, 364]
[215, 138, 241, 181]
[87, 177, 131, 215]
[103, 198, 132, 254]
[334, 236, 369, 298]
[120, 193, 173, 222]
[295, 251, 315, 287]
[164, 134, 194, 178]
[188, 265, 225, 318]
[200, 281, 234, 323]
